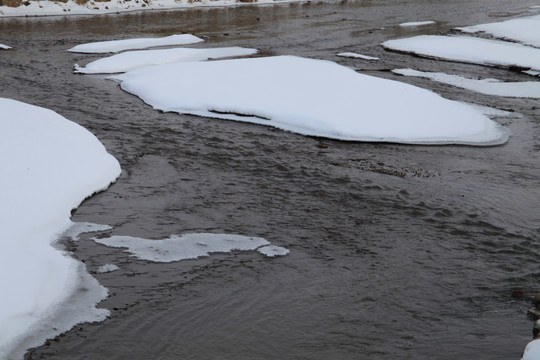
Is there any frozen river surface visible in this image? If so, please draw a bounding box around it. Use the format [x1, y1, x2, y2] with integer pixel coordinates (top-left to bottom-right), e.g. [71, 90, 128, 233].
[1, 0, 539, 359]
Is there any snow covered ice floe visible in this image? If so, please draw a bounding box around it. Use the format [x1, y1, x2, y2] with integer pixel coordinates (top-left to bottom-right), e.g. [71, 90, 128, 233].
[382, 35, 540, 72]
[337, 52, 379, 61]
[399, 20, 436, 27]
[68, 34, 203, 54]
[392, 68, 540, 99]
[0, 44, 11, 50]
[97, 264, 120, 273]
[457, 14, 540, 48]
[74, 46, 258, 74]
[110, 55, 509, 145]
[257, 245, 290, 257]
[0, 98, 121, 359]
[93, 233, 288, 261]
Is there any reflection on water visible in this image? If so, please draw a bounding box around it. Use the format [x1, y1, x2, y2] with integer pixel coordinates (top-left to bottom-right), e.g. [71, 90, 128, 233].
[1, 0, 539, 359]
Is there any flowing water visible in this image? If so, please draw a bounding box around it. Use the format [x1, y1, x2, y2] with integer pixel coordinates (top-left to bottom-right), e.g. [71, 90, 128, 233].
[1, 0, 539, 358]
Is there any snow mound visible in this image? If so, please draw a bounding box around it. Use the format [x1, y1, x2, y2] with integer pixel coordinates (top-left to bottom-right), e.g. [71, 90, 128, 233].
[75, 46, 258, 74]
[111, 55, 508, 145]
[258, 245, 290, 257]
[94, 233, 270, 262]
[382, 35, 540, 72]
[458, 14, 540, 48]
[399, 21, 436, 27]
[337, 52, 379, 60]
[0, 98, 121, 359]
[68, 34, 204, 54]
[392, 68, 540, 98]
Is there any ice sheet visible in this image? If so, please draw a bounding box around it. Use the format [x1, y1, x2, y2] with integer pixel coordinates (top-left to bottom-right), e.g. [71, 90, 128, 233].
[382, 35, 540, 72]
[68, 34, 203, 53]
[94, 233, 271, 262]
[75, 46, 258, 74]
[0, 98, 121, 359]
[393, 68, 540, 98]
[111, 55, 508, 145]
[458, 14, 540, 48]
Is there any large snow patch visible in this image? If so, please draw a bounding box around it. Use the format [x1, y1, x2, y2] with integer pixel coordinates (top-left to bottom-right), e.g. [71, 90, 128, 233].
[110, 55, 508, 145]
[382, 35, 540, 72]
[0, 98, 121, 359]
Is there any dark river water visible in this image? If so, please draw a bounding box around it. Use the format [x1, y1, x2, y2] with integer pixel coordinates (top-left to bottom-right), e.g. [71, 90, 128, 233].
[1, 0, 539, 359]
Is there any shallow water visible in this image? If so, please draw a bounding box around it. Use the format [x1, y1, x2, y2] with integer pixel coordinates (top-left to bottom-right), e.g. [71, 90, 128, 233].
[1, 0, 539, 359]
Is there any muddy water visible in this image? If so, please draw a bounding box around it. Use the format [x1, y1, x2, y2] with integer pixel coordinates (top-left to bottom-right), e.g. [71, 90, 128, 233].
[1, 0, 539, 359]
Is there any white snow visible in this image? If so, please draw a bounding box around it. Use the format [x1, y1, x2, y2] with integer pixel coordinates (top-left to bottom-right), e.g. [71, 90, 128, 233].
[383, 35, 540, 72]
[0, 98, 121, 359]
[337, 52, 379, 61]
[0, 0, 297, 18]
[0, 43, 11, 50]
[399, 21, 436, 27]
[97, 264, 120, 273]
[392, 68, 540, 99]
[522, 339, 540, 360]
[524, 70, 540, 76]
[62, 222, 113, 241]
[93, 233, 270, 262]
[68, 34, 203, 54]
[110, 55, 508, 145]
[75, 46, 258, 74]
[457, 14, 540, 48]
[257, 245, 290, 257]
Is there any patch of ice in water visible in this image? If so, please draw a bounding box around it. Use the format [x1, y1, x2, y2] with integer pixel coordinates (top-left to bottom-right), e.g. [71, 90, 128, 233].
[93, 233, 270, 262]
[62, 222, 113, 241]
[258, 245, 290, 257]
[337, 52, 379, 60]
[399, 20, 436, 27]
[68, 34, 203, 54]
[392, 68, 540, 98]
[0, 44, 11, 50]
[97, 264, 120, 273]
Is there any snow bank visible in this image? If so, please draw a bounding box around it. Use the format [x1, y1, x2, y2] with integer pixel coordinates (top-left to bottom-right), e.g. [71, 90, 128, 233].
[0, 98, 121, 359]
[75, 46, 258, 74]
[94, 233, 271, 262]
[399, 21, 436, 27]
[522, 339, 540, 360]
[0, 44, 11, 50]
[382, 35, 540, 72]
[0, 0, 296, 18]
[392, 68, 540, 99]
[110, 55, 508, 145]
[68, 34, 203, 54]
[337, 52, 379, 60]
[458, 14, 540, 48]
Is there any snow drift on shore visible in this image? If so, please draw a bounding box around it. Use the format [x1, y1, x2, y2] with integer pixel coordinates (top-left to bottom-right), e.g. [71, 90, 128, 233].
[94, 233, 289, 261]
[382, 35, 540, 72]
[109, 55, 508, 145]
[392, 68, 540, 99]
[68, 34, 203, 54]
[457, 14, 540, 48]
[75, 46, 258, 74]
[0, 98, 121, 359]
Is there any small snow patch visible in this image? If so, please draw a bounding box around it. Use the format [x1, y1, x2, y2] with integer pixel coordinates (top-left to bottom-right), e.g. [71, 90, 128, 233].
[97, 264, 120, 273]
[68, 34, 203, 54]
[399, 21, 436, 27]
[258, 245, 290, 257]
[0, 44, 11, 50]
[337, 52, 379, 60]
